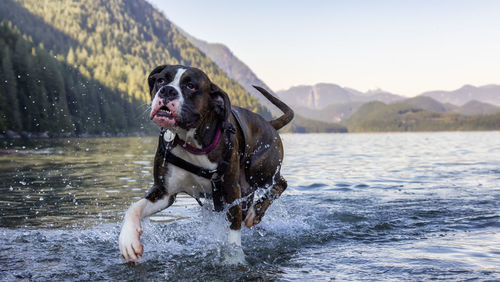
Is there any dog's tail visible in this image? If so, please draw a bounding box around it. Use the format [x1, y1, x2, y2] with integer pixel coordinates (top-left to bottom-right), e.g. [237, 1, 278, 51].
[253, 86, 294, 130]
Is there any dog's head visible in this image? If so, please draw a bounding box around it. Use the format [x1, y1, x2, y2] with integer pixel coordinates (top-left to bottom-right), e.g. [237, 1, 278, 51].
[148, 65, 231, 130]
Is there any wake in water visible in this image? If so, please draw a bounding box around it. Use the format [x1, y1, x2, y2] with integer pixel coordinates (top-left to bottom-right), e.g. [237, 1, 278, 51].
[1, 187, 498, 280]
[0, 195, 314, 280]
[143, 202, 247, 266]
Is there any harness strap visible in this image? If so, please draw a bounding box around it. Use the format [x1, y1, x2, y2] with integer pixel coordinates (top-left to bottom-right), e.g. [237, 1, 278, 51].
[210, 120, 235, 211]
[174, 127, 222, 155]
[164, 150, 217, 179]
[230, 107, 251, 167]
[158, 117, 237, 212]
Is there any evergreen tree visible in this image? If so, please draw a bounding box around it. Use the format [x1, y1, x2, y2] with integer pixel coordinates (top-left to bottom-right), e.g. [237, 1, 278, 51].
[0, 42, 21, 131]
[12, 37, 35, 131]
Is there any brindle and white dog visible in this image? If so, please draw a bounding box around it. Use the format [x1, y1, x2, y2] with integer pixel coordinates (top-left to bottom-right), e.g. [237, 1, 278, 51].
[119, 65, 293, 262]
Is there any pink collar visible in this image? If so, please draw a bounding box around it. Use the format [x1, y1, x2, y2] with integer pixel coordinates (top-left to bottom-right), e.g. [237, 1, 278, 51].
[174, 127, 222, 155]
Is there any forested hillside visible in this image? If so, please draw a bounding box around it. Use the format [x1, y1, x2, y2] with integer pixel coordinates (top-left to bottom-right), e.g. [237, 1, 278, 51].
[0, 23, 144, 135]
[345, 102, 500, 132]
[0, 0, 268, 136]
[281, 115, 347, 133]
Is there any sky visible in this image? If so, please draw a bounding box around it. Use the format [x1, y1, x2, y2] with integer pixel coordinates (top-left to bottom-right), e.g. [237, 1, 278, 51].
[148, 0, 500, 96]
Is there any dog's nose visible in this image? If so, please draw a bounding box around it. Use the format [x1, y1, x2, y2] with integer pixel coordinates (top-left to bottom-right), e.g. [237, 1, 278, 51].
[159, 86, 178, 98]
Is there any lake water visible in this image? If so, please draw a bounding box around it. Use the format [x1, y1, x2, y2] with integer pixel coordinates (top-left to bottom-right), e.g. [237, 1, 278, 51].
[0, 132, 499, 280]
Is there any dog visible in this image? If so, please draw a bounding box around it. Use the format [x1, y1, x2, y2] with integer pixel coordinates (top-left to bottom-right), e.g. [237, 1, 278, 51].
[119, 65, 293, 262]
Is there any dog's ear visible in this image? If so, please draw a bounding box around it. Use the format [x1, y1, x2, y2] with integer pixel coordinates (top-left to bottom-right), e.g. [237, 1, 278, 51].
[148, 65, 167, 94]
[210, 83, 231, 121]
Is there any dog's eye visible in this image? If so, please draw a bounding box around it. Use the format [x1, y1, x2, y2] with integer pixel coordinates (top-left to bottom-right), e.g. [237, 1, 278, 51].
[186, 82, 196, 91]
[157, 78, 166, 85]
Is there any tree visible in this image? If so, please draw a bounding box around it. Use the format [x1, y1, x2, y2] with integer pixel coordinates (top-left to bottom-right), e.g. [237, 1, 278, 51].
[0, 42, 21, 131]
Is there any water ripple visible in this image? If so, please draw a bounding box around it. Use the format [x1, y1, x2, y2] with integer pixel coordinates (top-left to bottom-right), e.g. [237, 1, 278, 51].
[0, 132, 499, 280]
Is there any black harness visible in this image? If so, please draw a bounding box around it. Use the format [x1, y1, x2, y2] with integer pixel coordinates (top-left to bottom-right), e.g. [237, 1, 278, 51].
[158, 115, 237, 212]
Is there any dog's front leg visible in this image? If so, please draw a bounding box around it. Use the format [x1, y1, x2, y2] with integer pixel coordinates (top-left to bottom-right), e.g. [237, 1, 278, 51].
[227, 202, 242, 246]
[224, 171, 243, 247]
[119, 193, 175, 262]
[224, 181, 248, 265]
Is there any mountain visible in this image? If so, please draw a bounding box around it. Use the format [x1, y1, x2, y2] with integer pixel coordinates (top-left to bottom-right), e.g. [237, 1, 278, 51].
[0, 0, 268, 136]
[365, 89, 407, 104]
[400, 96, 452, 113]
[276, 82, 500, 129]
[421, 84, 500, 106]
[0, 22, 145, 136]
[276, 83, 404, 110]
[454, 100, 500, 116]
[277, 84, 354, 109]
[344, 101, 500, 132]
[4, 0, 497, 135]
[294, 102, 364, 123]
[178, 29, 282, 114]
[281, 114, 347, 133]
[394, 95, 500, 116]
[178, 24, 347, 132]
[278, 83, 500, 113]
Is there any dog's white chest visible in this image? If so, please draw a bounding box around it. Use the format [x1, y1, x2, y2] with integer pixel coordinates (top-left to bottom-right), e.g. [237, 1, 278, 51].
[164, 146, 217, 197]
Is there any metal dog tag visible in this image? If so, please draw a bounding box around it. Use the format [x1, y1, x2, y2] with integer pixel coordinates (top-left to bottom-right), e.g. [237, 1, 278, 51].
[163, 130, 175, 142]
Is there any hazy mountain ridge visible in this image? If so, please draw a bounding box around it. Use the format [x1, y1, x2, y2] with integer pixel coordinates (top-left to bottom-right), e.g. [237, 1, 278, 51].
[278, 83, 500, 110]
[156, 12, 500, 132]
[293, 103, 364, 123]
[277, 82, 500, 123]
[421, 84, 500, 106]
[179, 34, 500, 132]
[177, 29, 282, 112]
[276, 84, 405, 110]
[178, 25, 347, 132]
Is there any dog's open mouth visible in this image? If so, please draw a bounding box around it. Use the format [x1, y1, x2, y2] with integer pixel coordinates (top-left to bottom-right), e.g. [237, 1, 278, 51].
[156, 106, 173, 118]
[151, 104, 177, 128]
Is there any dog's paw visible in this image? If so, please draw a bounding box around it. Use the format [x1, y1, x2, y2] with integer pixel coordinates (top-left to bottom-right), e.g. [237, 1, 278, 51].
[118, 220, 144, 263]
[228, 229, 242, 246]
[244, 207, 260, 228]
[223, 244, 247, 265]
